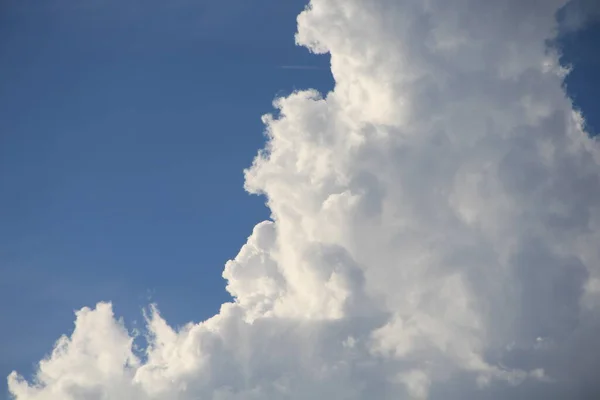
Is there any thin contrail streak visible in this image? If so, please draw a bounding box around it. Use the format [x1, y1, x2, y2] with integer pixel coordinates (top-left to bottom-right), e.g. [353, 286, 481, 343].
[279, 65, 327, 70]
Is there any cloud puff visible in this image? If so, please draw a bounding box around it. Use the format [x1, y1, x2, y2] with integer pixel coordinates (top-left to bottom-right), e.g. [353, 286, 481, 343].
[8, 0, 600, 398]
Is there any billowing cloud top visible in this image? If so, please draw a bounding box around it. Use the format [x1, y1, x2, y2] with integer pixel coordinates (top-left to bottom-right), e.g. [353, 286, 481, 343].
[9, 0, 600, 399]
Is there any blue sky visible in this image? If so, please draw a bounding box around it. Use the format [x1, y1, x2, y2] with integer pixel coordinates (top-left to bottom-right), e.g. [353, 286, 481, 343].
[558, 19, 600, 135]
[0, 0, 334, 392]
[0, 1, 598, 398]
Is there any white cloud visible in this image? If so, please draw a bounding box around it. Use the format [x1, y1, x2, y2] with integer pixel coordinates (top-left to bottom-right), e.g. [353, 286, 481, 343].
[9, 0, 600, 398]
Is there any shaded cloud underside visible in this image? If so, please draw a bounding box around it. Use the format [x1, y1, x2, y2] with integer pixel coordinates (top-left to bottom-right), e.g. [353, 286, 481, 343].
[8, 0, 600, 399]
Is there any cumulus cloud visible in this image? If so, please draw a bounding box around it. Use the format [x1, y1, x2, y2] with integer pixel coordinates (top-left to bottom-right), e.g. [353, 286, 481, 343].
[8, 0, 600, 399]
